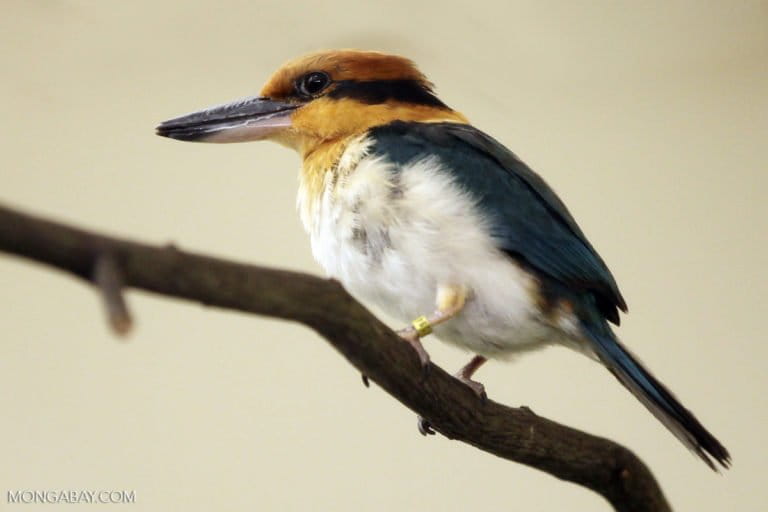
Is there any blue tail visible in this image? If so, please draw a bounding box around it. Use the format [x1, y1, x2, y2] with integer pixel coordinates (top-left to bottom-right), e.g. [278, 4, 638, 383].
[581, 320, 730, 470]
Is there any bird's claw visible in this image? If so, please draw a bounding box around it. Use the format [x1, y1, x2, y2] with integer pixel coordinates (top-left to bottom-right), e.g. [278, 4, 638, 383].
[417, 416, 436, 436]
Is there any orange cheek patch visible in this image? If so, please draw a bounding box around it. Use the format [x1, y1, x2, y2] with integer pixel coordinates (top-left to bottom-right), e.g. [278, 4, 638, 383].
[291, 97, 468, 145]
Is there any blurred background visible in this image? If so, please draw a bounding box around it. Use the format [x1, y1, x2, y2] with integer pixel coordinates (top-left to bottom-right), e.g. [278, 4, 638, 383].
[1, 1, 766, 510]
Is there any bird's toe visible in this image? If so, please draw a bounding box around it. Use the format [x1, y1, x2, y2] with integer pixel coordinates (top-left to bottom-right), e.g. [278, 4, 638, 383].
[417, 416, 436, 436]
[457, 376, 487, 402]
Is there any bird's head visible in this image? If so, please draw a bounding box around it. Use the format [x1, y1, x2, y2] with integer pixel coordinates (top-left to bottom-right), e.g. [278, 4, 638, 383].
[156, 50, 467, 160]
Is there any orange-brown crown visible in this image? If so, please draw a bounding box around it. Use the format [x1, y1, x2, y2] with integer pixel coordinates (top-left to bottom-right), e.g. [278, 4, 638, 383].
[260, 50, 434, 99]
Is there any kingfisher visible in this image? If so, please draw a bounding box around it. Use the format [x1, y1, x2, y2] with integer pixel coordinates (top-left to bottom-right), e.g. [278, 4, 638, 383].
[156, 50, 730, 470]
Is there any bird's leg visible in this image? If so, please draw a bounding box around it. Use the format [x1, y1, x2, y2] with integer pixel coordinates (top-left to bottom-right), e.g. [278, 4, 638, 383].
[396, 284, 468, 369]
[455, 355, 488, 399]
[398, 285, 468, 436]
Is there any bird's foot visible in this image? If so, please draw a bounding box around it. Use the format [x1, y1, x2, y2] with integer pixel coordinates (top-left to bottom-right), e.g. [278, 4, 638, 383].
[396, 326, 431, 373]
[397, 327, 432, 433]
[417, 380, 485, 437]
[454, 355, 488, 402]
[455, 374, 487, 402]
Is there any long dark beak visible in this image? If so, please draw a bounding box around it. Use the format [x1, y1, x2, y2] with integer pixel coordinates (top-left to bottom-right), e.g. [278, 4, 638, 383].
[156, 96, 297, 143]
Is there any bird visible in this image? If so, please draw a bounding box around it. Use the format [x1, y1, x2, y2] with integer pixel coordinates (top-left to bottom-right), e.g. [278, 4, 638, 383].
[156, 49, 730, 470]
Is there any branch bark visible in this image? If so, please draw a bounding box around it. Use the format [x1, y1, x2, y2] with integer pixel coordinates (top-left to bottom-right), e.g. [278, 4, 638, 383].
[0, 203, 671, 512]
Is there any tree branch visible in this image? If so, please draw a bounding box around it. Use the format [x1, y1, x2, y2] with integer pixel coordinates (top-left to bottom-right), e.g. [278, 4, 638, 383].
[93, 251, 133, 336]
[0, 203, 671, 512]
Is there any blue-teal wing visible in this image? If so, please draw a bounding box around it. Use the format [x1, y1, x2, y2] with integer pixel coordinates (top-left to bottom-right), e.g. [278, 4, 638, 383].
[368, 121, 627, 324]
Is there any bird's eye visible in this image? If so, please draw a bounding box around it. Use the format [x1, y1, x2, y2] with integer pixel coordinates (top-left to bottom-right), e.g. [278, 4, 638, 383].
[296, 72, 331, 98]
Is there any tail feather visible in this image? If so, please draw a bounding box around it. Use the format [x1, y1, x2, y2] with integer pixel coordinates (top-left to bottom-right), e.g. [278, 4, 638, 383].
[581, 321, 731, 470]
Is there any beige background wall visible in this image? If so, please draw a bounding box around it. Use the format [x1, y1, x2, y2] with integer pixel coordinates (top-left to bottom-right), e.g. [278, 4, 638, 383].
[1, 1, 766, 511]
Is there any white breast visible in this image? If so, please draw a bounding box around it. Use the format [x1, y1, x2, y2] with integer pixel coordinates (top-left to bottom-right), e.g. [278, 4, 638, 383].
[298, 137, 571, 358]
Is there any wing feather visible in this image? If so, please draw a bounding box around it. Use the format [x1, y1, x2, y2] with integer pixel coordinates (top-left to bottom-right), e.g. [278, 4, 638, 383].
[368, 121, 626, 324]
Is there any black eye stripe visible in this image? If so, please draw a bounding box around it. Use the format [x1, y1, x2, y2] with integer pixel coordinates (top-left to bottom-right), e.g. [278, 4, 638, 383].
[292, 75, 448, 109]
[328, 79, 447, 108]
